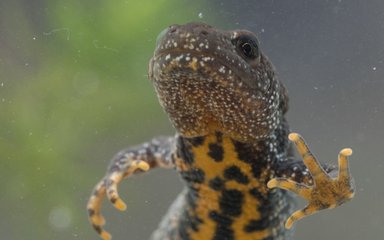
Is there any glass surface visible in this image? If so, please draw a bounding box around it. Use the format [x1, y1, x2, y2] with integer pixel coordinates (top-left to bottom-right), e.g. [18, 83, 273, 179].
[0, 0, 382, 239]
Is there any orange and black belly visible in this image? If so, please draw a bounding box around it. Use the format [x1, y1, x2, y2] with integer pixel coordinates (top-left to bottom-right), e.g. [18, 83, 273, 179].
[168, 132, 294, 240]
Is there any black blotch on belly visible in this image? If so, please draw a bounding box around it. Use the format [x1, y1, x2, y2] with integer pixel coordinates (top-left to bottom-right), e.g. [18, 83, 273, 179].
[232, 140, 255, 163]
[209, 177, 225, 191]
[209, 210, 234, 240]
[180, 168, 205, 184]
[244, 218, 270, 232]
[251, 164, 263, 178]
[188, 136, 205, 147]
[208, 143, 224, 162]
[224, 165, 249, 184]
[177, 137, 195, 164]
[219, 189, 244, 217]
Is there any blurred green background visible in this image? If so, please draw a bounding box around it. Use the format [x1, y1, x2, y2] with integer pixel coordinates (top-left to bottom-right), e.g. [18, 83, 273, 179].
[0, 1, 220, 239]
[1, 1, 384, 240]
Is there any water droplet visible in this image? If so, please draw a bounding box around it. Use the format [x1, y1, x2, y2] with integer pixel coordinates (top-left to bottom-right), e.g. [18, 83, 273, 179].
[49, 206, 72, 231]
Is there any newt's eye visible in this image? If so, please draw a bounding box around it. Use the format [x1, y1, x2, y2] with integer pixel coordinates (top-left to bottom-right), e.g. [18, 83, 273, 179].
[235, 35, 260, 60]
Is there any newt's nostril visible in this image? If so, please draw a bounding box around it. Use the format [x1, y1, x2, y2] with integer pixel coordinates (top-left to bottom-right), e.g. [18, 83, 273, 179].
[169, 25, 177, 33]
[200, 30, 209, 36]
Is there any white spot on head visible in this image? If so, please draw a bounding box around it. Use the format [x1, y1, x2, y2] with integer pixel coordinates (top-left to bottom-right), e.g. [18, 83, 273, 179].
[175, 54, 184, 61]
[202, 57, 211, 62]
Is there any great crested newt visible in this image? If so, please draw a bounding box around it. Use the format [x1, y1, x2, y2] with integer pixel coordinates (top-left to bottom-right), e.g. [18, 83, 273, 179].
[87, 22, 355, 240]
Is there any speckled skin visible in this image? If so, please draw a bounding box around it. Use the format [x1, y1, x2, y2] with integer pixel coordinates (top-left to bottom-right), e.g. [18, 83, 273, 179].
[87, 23, 355, 240]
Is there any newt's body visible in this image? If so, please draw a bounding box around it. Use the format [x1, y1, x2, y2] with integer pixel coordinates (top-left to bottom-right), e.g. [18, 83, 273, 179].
[87, 23, 355, 240]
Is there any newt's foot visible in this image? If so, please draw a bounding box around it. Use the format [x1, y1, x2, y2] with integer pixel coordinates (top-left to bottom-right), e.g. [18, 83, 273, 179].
[267, 133, 355, 229]
[87, 159, 150, 240]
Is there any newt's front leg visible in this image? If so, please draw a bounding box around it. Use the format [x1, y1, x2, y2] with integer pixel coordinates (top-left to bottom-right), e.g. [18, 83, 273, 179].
[268, 133, 355, 229]
[87, 137, 175, 240]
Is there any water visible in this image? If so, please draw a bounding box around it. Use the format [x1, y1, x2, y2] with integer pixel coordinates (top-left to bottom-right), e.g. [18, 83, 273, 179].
[0, 0, 383, 239]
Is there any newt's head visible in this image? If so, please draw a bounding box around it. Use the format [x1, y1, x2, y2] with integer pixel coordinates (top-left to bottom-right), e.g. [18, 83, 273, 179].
[149, 22, 288, 142]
